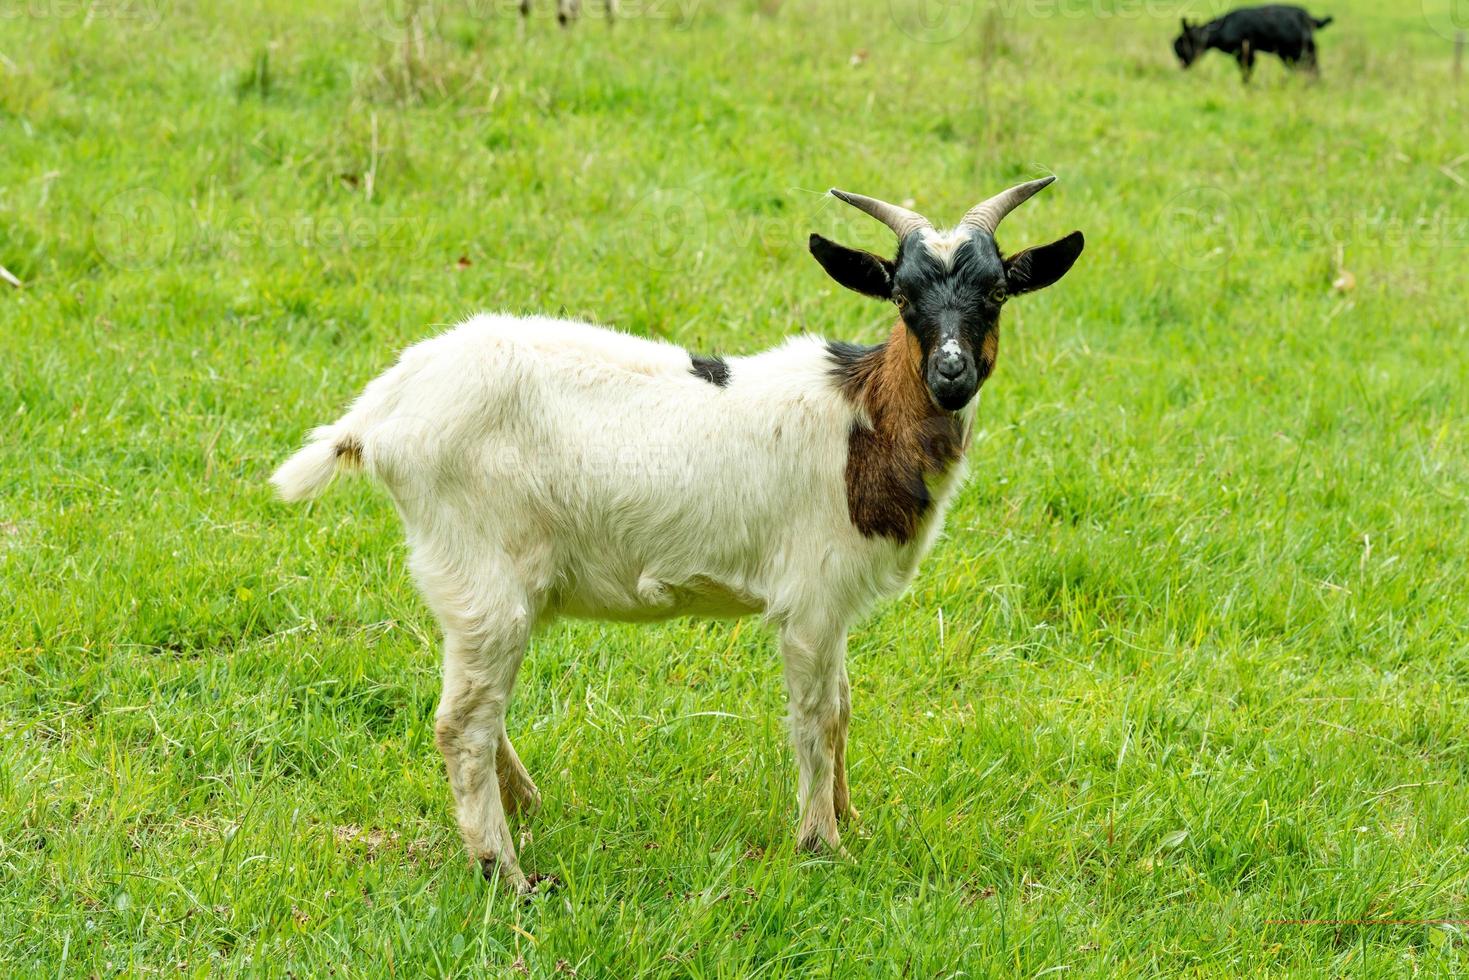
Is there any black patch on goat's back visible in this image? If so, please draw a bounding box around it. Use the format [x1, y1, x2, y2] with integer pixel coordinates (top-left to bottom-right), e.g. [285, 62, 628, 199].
[689, 353, 731, 387]
[336, 435, 364, 466]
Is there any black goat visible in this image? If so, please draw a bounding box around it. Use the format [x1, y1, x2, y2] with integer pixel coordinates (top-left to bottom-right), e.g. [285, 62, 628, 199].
[1174, 5, 1333, 81]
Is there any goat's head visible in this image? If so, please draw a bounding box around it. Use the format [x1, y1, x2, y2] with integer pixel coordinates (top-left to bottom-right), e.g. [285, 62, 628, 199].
[1173, 19, 1206, 67]
[810, 176, 1084, 412]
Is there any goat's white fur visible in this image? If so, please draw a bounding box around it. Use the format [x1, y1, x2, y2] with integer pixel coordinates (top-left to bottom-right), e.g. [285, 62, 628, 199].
[919, 228, 970, 269]
[273, 313, 975, 888]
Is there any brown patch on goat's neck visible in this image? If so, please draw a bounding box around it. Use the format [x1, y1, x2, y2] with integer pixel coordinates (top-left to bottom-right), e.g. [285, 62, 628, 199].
[834, 320, 966, 543]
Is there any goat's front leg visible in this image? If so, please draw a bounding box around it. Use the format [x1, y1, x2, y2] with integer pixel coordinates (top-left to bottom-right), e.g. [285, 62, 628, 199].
[1238, 41, 1255, 83]
[779, 618, 850, 857]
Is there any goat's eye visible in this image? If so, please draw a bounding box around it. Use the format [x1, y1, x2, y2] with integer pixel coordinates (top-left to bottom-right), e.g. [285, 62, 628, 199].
[894, 293, 908, 309]
[990, 286, 1007, 304]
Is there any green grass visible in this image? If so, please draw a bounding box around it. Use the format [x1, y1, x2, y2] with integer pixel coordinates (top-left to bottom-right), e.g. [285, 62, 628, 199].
[3, 0, 1469, 974]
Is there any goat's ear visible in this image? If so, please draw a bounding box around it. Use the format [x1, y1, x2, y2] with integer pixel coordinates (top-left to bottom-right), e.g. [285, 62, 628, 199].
[1180, 16, 1190, 30]
[1004, 231, 1084, 296]
[809, 234, 894, 300]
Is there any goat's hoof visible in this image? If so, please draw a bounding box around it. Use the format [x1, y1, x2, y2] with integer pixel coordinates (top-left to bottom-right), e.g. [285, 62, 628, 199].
[797, 831, 852, 862]
[525, 871, 560, 894]
[479, 856, 530, 895]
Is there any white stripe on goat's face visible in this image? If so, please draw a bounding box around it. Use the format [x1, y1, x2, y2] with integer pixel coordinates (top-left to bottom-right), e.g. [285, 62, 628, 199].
[917, 228, 971, 270]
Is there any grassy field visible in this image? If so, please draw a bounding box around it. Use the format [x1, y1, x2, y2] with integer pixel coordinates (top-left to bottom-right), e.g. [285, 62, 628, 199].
[3, 0, 1468, 974]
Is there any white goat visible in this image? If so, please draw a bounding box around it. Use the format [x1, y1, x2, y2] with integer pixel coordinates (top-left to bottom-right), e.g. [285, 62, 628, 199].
[272, 177, 1083, 891]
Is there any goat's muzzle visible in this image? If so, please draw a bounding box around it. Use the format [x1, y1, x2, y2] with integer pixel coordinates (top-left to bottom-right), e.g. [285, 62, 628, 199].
[926, 349, 978, 412]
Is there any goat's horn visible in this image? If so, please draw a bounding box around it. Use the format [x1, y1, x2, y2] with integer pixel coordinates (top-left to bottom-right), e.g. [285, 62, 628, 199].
[959, 175, 1056, 236]
[828, 189, 933, 239]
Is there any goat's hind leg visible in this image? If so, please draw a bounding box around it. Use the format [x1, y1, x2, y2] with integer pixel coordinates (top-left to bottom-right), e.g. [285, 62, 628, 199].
[497, 724, 541, 817]
[433, 582, 535, 892]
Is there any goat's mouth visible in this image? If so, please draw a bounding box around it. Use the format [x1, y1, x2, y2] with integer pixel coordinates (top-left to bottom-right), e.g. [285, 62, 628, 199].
[927, 374, 978, 412]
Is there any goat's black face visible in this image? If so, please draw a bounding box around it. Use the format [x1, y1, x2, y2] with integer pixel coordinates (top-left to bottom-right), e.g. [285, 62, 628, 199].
[1174, 21, 1204, 66]
[809, 226, 1085, 412]
[892, 230, 1005, 410]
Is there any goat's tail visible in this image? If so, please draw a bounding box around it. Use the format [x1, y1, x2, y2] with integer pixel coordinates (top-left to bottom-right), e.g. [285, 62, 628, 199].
[1313, 14, 1333, 29]
[271, 424, 366, 502]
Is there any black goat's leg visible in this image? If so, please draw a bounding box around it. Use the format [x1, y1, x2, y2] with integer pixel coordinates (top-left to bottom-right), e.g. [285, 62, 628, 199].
[1238, 41, 1255, 84]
